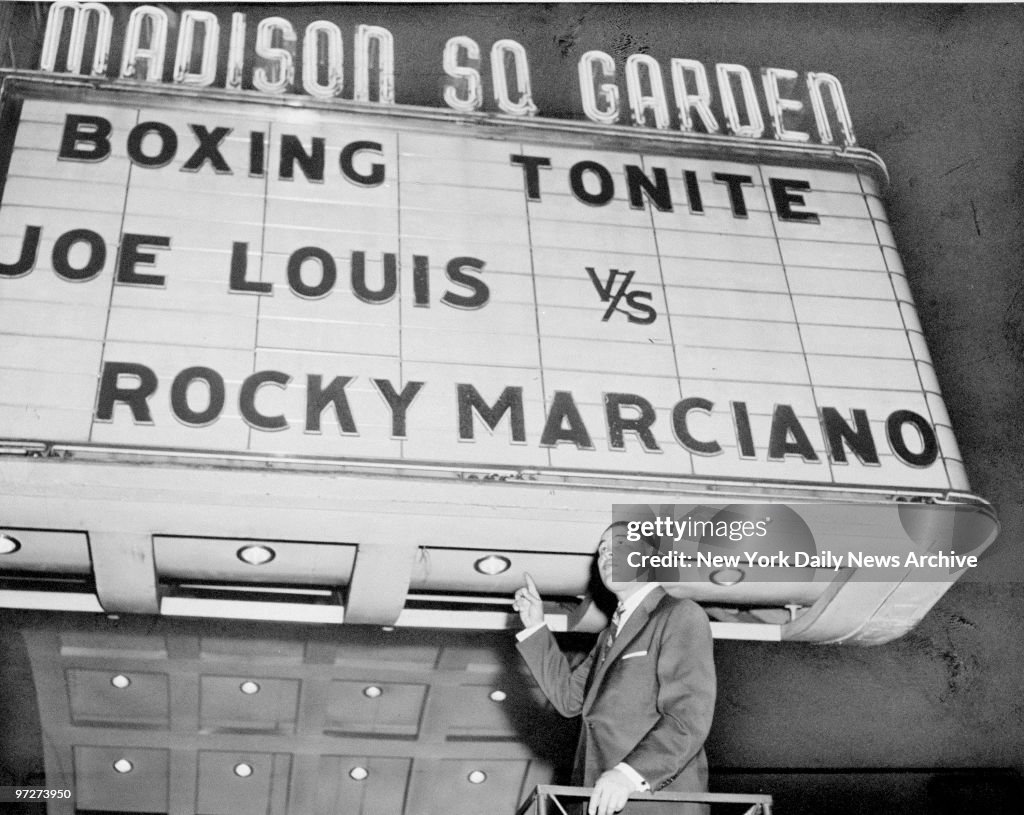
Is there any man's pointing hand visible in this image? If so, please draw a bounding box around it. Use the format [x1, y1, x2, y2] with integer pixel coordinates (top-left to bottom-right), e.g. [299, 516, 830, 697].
[512, 572, 544, 627]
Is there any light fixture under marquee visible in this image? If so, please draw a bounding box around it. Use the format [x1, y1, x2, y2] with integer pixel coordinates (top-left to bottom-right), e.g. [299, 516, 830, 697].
[363, 685, 383, 699]
[488, 690, 507, 702]
[110, 674, 131, 689]
[467, 770, 487, 784]
[239, 680, 260, 695]
[112, 758, 133, 774]
[0, 534, 21, 555]
[349, 766, 369, 781]
[236, 545, 276, 566]
[233, 762, 254, 778]
[709, 568, 745, 587]
[473, 555, 511, 576]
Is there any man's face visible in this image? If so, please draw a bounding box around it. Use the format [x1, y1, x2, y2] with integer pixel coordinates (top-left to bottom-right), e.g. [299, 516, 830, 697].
[597, 525, 631, 594]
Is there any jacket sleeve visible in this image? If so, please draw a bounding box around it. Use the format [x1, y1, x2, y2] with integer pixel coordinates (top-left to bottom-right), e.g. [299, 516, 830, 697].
[516, 626, 600, 718]
[622, 599, 716, 789]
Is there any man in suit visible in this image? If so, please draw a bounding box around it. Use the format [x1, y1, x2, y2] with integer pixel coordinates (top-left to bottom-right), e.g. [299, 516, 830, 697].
[513, 522, 716, 815]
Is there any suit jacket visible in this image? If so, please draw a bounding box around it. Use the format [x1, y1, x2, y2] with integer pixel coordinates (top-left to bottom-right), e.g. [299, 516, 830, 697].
[517, 588, 716, 814]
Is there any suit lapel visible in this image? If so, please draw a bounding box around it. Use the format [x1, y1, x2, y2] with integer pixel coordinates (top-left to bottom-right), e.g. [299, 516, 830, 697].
[582, 587, 666, 714]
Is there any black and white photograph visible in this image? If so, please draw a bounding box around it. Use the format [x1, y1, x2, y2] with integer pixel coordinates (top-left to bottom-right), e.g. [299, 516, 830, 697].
[0, 2, 1021, 813]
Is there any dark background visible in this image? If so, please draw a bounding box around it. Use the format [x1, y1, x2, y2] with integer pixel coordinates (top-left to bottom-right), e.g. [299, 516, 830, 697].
[2, 3, 1023, 813]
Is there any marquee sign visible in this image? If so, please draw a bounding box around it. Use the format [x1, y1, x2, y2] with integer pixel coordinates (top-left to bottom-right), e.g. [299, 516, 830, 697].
[0, 73, 966, 494]
[0, 4, 997, 644]
[37, 1, 857, 145]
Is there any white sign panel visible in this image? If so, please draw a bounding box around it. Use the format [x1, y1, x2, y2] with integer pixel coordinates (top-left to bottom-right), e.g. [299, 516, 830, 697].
[0, 80, 967, 493]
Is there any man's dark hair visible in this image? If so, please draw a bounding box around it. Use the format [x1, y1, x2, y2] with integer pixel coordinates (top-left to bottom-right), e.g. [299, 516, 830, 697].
[602, 520, 632, 535]
[602, 519, 658, 550]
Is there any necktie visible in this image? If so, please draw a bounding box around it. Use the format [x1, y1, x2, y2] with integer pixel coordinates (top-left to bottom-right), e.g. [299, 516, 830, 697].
[603, 603, 625, 656]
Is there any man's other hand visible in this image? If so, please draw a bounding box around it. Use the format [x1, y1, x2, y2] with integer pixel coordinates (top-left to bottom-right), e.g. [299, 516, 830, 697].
[588, 768, 635, 815]
[512, 572, 544, 628]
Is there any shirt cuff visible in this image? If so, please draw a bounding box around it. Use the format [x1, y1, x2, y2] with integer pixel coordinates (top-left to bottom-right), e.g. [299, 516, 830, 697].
[613, 762, 649, 792]
[515, 622, 548, 642]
